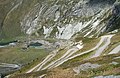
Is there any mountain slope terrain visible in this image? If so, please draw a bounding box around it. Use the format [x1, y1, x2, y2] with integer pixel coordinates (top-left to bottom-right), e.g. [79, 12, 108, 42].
[0, 0, 120, 78]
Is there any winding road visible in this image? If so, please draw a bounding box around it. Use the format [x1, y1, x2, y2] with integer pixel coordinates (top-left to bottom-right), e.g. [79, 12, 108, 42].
[27, 35, 114, 73]
[26, 49, 58, 73]
[92, 35, 114, 58]
[42, 47, 80, 70]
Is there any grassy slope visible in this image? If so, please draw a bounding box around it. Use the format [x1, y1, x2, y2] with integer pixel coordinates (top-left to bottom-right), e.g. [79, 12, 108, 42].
[0, 0, 41, 40]
[0, 47, 48, 64]
[10, 53, 120, 78]
[9, 33, 120, 78]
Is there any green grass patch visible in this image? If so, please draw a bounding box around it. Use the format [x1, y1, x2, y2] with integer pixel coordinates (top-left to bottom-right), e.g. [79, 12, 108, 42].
[0, 47, 48, 64]
[61, 51, 93, 68]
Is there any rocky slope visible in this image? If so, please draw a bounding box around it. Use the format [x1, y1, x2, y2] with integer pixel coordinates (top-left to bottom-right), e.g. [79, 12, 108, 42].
[0, 0, 120, 40]
[0, 0, 120, 78]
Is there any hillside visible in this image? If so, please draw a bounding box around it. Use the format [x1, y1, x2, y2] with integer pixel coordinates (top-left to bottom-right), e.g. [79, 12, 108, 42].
[0, 0, 120, 78]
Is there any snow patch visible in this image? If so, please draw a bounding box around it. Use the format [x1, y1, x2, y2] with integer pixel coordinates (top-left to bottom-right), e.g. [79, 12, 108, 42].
[92, 20, 100, 28]
[109, 29, 118, 34]
[56, 22, 83, 39]
[76, 41, 83, 49]
[43, 26, 53, 38]
[76, 44, 83, 49]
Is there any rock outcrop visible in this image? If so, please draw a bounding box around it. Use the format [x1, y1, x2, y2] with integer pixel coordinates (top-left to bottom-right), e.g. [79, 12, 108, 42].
[0, 0, 120, 40]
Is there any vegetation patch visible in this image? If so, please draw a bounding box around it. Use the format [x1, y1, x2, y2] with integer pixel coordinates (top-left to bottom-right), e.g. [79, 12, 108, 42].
[0, 47, 48, 64]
